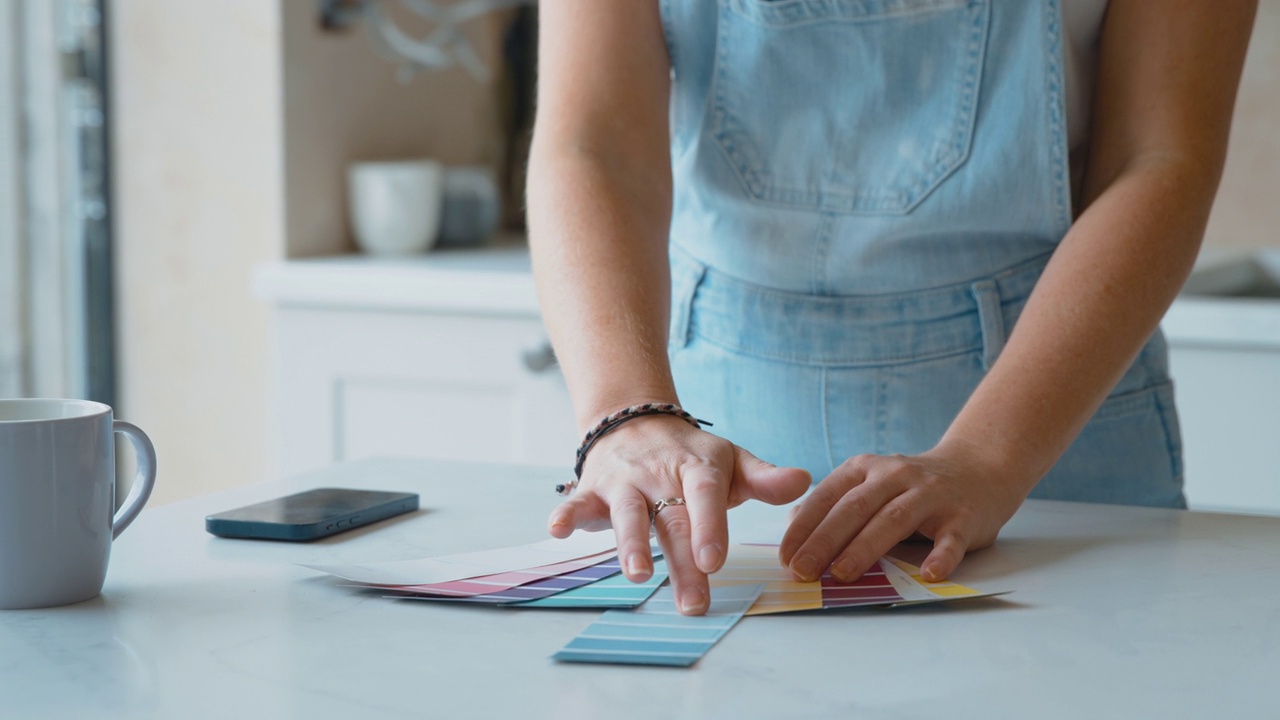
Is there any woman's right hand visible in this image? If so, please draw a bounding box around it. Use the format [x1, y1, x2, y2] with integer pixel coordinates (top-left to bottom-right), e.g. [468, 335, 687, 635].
[548, 415, 811, 615]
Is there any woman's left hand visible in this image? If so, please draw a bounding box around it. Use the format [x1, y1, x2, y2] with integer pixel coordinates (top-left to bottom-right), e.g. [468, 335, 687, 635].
[778, 447, 1029, 584]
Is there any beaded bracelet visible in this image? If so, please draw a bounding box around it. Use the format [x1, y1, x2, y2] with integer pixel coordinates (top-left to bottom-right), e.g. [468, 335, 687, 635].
[554, 403, 713, 495]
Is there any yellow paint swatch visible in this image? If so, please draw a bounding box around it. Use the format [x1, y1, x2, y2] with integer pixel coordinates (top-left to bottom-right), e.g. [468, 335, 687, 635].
[709, 544, 822, 616]
[886, 558, 984, 598]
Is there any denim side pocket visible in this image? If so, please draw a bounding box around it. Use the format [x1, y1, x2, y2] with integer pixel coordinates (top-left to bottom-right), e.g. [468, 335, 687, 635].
[1037, 381, 1187, 508]
[712, 0, 990, 214]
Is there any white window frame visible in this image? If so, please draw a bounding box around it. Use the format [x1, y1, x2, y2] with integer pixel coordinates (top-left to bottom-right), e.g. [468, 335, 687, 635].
[0, 0, 90, 399]
[0, 0, 24, 397]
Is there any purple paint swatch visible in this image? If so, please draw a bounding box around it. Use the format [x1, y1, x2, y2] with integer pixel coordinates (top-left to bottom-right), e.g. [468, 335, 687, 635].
[392, 556, 625, 605]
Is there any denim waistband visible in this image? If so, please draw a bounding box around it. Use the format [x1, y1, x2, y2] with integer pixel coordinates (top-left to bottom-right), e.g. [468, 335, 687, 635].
[670, 245, 1053, 367]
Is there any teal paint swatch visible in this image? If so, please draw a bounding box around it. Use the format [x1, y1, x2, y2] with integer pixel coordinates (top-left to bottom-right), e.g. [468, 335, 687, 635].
[519, 558, 669, 609]
[553, 582, 765, 667]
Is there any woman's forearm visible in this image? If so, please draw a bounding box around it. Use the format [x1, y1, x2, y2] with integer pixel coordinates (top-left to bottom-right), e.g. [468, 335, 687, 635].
[527, 144, 677, 431]
[937, 156, 1217, 487]
[526, 2, 677, 432]
[937, 0, 1257, 488]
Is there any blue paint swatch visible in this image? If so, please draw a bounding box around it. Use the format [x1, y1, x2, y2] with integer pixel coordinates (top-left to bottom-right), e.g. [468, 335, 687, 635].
[553, 583, 765, 667]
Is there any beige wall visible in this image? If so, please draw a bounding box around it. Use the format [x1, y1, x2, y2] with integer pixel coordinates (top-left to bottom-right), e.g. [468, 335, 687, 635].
[111, 0, 508, 503]
[111, 0, 284, 504]
[282, 0, 507, 257]
[1204, 1, 1280, 251]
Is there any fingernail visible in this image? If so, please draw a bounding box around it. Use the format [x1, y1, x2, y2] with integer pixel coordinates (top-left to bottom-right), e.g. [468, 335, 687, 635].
[832, 557, 856, 581]
[698, 543, 723, 572]
[922, 564, 940, 583]
[626, 552, 652, 578]
[791, 554, 819, 581]
[680, 588, 708, 615]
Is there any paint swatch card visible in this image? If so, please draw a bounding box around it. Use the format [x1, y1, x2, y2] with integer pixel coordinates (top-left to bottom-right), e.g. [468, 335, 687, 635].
[378, 550, 617, 598]
[301, 532, 617, 585]
[881, 557, 1005, 604]
[553, 583, 765, 667]
[709, 543, 908, 613]
[519, 558, 669, 609]
[391, 555, 626, 604]
[709, 544, 822, 614]
[710, 544, 1006, 614]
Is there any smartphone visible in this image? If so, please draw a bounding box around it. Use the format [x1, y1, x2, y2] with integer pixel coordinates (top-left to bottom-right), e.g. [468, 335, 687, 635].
[205, 487, 419, 542]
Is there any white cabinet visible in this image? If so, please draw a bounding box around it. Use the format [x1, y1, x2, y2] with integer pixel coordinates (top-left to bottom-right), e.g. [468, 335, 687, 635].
[255, 244, 578, 479]
[1168, 343, 1280, 515]
[1164, 250, 1280, 516]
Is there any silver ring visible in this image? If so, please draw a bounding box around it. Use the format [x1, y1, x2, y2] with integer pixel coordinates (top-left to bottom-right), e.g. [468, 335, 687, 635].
[649, 497, 686, 523]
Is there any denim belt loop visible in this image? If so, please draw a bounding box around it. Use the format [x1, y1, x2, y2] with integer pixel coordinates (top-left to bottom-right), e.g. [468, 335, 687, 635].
[970, 279, 1005, 371]
[669, 247, 707, 349]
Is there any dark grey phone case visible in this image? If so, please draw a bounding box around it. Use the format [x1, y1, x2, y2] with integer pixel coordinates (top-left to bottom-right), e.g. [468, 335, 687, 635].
[205, 488, 419, 541]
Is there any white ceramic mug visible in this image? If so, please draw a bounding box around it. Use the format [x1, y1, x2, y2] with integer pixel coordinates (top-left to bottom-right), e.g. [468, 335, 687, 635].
[348, 159, 445, 255]
[0, 399, 157, 610]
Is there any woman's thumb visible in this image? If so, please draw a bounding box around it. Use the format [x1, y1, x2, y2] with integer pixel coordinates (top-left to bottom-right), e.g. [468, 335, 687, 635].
[732, 445, 811, 505]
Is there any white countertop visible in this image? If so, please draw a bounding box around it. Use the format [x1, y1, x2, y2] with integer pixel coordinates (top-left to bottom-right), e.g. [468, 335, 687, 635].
[1163, 248, 1280, 349]
[3, 457, 1278, 719]
[254, 237, 539, 316]
[1162, 295, 1280, 349]
[255, 241, 1280, 348]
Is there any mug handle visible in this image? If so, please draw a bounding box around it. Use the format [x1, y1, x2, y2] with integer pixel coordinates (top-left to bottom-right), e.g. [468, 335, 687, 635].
[112, 420, 158, 539]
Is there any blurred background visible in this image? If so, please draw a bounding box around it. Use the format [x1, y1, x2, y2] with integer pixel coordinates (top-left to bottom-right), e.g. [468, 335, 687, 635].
[2, 1, 1278, 513]
[3, 0, 539, 504]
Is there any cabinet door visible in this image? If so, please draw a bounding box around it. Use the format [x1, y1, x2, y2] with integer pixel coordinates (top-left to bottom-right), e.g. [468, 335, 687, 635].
[275, 307, 578, 478]
[1170, 344, 1280, 515]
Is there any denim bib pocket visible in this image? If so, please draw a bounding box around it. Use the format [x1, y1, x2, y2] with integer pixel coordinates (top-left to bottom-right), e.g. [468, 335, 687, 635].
[712, 0, 990, 214]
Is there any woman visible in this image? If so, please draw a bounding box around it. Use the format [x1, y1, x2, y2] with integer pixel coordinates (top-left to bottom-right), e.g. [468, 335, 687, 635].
[527, 0, 1256, 615]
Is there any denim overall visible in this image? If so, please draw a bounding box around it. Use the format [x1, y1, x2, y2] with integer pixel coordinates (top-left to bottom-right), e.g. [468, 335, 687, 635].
[660, 0, 1185, 507]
